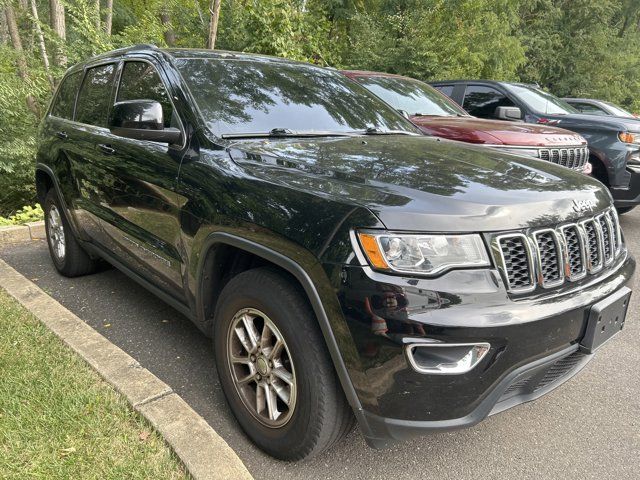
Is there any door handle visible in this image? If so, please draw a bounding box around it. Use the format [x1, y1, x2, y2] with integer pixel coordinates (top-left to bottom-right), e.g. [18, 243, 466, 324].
[55, 131, 68, 140]
[97, 144, 116, 155]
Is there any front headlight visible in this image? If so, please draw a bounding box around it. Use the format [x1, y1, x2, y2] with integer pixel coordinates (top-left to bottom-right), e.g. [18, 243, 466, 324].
[497, 147, 540, 158]
[619, 132, 640, 145]
[357, 232, 491, 275]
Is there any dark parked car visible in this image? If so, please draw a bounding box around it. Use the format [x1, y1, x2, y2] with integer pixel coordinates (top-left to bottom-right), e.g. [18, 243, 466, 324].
[37, 46, 635, 460]
[563, 98, 639, 119]
[342, 70, 591, 173]
[431, 80, 640, 213]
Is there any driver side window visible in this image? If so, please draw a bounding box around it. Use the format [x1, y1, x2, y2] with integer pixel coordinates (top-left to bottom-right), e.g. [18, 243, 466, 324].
[463, 85, 515, 119]
[117, 61, 174, 127]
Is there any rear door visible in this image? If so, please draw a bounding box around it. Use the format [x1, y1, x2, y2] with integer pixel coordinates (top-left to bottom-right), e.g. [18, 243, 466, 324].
[41, 70, 99, 239]
[96, 58, 187, 300]
[63, 62, 119, 244]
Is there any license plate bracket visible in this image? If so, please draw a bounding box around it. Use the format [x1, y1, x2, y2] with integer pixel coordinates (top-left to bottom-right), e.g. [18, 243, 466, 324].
[581, 287, 631, 354]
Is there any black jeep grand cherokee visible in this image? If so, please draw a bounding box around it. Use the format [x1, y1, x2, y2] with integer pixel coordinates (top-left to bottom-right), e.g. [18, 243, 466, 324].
[37, 46, 634, 460]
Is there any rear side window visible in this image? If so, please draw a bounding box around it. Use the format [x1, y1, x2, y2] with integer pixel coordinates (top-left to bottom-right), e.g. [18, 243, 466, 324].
[573, 103, 607, 115]
[463, 85, 515, 119]
[51, 71, 82, 119]
[117, 61, 174, 127]
[434, 84, 454, 98]
[75, 63, 117, 127]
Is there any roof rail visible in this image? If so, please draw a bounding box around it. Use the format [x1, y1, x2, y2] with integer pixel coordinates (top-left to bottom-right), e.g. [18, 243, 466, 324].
[129, 43, 158, 50]
[100, 43, 158, 56]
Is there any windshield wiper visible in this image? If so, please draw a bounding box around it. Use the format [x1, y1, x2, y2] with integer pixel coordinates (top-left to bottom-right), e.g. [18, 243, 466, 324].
[362, 127, 418, 136]
[221, 128, 356, 139]
[412, 112, 467, 117]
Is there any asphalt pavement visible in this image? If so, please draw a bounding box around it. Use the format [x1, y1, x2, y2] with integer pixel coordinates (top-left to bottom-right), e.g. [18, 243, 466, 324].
[2, 211, 640, 480]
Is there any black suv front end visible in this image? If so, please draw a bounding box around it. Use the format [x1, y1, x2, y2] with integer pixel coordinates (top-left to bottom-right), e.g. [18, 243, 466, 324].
[38, 46, 636, 458]
[325, 206, 633, 447]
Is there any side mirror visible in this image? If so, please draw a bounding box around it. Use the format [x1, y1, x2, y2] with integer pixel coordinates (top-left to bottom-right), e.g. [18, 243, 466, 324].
[109, 100, 182, 144]
[495, 106, 522, 121]
[397, 109, 410, 119]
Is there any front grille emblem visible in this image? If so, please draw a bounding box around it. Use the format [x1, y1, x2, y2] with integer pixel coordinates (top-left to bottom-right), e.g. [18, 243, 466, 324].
[572, 199, 596, 213]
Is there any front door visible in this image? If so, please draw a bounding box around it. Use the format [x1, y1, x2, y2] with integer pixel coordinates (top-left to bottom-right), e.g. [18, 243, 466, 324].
[98, 59, 187, 300]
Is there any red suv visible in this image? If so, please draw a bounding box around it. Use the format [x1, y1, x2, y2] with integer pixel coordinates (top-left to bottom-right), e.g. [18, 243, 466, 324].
[342, 70, 591, 174]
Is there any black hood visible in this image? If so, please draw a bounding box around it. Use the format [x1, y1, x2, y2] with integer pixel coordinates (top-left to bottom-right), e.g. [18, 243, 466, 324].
[227, 135, 611, 232]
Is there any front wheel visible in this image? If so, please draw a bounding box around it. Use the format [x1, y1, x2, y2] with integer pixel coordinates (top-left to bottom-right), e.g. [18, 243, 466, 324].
[213, 268, 354, 460]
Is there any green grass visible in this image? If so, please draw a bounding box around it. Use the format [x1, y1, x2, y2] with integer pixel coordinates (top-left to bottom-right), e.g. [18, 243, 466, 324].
[0, 290, 190, 480]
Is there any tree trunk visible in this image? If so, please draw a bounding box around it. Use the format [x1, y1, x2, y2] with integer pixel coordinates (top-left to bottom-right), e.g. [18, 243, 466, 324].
[30, 0, 54, 90]
[207, 0, 222, 49]
[16, 0, 34, 51]
[94, 0, 100, 30]
[160, 3, 176, 46]
[104, 0, 112, 35]
[4, 6, 39, 116]
[49, 0, 66, 67]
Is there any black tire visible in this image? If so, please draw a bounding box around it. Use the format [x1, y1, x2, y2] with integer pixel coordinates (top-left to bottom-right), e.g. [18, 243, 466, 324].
[616, 206, 636, 215]
[44, 189, 98, 277]
[213, 267, 354, 460]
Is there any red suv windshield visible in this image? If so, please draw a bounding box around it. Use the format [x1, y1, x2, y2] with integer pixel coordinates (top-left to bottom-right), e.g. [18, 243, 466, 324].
[355, 75, 469, 117]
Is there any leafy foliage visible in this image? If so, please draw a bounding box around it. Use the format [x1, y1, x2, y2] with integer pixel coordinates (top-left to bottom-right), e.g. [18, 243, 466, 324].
[1, 0, 640, 215]
[0, 203, 43, 226]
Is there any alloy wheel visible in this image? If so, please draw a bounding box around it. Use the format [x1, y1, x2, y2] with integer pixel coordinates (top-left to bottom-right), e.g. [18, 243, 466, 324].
[227, 308, 297, 428]
[47, 204, 66, 261]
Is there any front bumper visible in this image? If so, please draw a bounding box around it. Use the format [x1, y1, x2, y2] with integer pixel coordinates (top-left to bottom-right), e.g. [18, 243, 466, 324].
[328, 249, 635, 448]
[611, 165, 640, 207]
[362, 344, 591, 447]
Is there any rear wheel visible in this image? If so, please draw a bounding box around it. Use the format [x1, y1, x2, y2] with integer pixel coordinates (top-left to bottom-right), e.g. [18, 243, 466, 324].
[213, 267, 354, 460]
[44, 189, 98, 277]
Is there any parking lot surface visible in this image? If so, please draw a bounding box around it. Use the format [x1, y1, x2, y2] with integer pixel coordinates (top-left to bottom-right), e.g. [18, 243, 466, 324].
[2, 210, 640, 480]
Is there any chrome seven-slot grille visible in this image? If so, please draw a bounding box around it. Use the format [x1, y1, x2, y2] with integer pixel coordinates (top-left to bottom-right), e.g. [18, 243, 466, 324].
[539, 146, 589, 170]
[496, 207, 622, 293]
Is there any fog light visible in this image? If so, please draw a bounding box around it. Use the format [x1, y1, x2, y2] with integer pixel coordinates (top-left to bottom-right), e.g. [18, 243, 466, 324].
[404, 342, 490, 375]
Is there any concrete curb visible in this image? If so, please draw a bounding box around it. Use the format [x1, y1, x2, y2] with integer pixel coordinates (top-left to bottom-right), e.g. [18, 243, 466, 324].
[0, 220, 45, 244]
[0, 258, 253, 480]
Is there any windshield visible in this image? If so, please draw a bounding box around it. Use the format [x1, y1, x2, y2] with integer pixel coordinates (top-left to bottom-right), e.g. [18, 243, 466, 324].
[506, 84, 578, 115]
[355, 75, 468, 117]
[603, 101, 634, 117]
[174, 58, 417, 137]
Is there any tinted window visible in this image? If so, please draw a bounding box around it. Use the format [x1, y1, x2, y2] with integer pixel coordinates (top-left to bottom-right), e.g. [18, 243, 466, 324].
[434, 85, 454, 98]
[117, 61, 174, 127]
[75, 64, 116, 127]
[356, 76, 467, 117]
[463, 85, 515, 119]
[504, 84, 577, 115]
[174, 58, 416, 136]
[573, 102, 607, 115]
[51, 71, 82, 119]
[602, 101, 634, 117]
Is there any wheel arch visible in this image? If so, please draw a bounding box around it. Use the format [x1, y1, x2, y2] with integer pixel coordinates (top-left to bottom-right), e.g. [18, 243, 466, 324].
[35, 167, 53, 205]
[35, 163, 83, 239]
[195, 232, 367, 426]
[589, 150, 609, 186]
